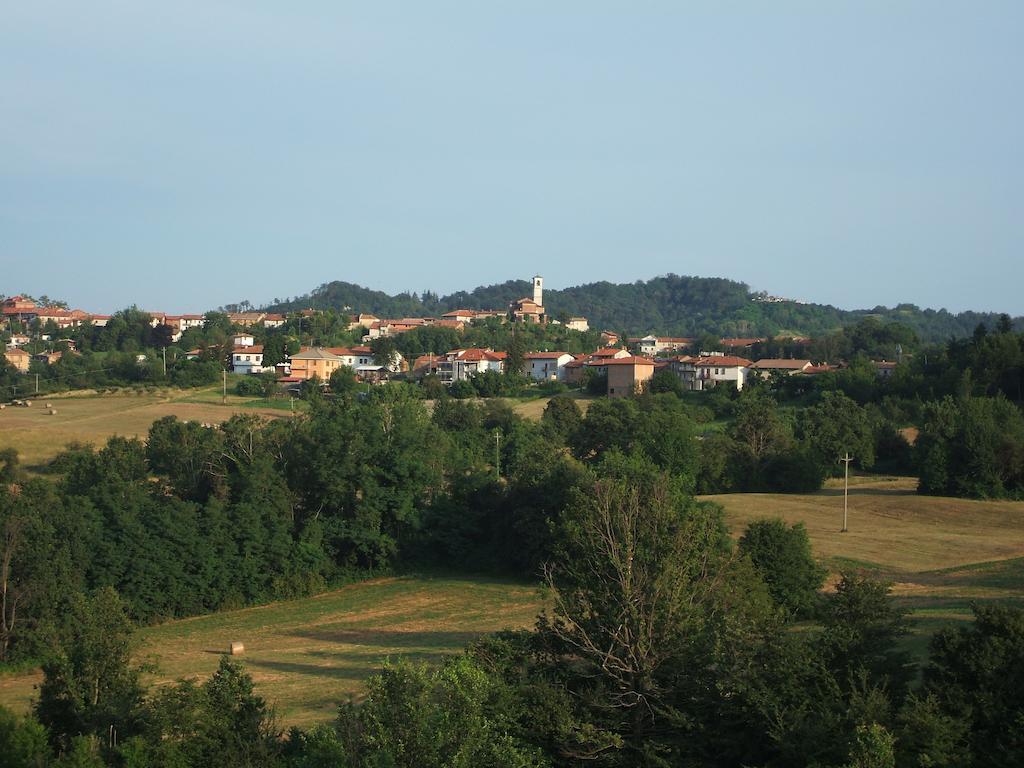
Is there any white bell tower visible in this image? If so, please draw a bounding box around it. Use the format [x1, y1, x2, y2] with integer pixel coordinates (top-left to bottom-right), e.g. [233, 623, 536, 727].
[532, 275, 543, 306]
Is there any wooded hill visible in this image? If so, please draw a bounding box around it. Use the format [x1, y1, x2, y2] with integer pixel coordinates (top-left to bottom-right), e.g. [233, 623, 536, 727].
[261, 274, 1021, 343]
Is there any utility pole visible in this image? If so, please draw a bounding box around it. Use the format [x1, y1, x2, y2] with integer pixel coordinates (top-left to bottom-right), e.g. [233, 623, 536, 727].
[839, 453, 853, 532]
[35, 374, 39, 394]
[222, 369, 227, 404]
[162, 347, 166, 377]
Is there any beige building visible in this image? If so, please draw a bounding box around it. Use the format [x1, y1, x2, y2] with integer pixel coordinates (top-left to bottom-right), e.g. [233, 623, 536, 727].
[605, 356, 656, 397]
[289, 348, 344, 381]
[748, 359, 813, 377]
[3, 348, 32, 372]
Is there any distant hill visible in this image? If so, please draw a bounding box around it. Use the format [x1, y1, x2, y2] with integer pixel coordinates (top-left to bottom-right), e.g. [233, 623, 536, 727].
[262, 274, 1021, 343]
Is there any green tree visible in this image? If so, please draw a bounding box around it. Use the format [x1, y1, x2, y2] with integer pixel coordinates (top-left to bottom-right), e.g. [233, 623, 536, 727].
[540, 395, 582, 443]
[799, 391, 875, 475]
[843, 723, 895, 768]
[540, 458, 734, 763]
[894, 694, 970, 768]
[338, 657, 547, 767]
[261, 334, 287, 369]
[921, 604, 1024, 766]
[505, 334, 525, 376]
[738, 519, 825, 617]
[0, 706, 52, 767]
[731, 393, 791, 460]
[0, 448, 21, 484]
[328, 365, 358, 397]
[818, 574, 913, 698]
[35, 587, 146, 752]
[369, 336, 399, 372]
[648, 369, 684, 396]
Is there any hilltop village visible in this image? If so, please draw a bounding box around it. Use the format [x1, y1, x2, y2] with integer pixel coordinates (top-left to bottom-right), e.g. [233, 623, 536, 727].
[1, 275, 902, 400]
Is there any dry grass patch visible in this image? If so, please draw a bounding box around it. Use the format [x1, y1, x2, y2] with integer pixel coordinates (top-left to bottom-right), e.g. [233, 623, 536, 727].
[0, 575, 545, 729]
[705, 476, 1024, 573]
[706, 478, 1024, 662]
[0, 389, 286, 467]
[510, 393, 596, 421]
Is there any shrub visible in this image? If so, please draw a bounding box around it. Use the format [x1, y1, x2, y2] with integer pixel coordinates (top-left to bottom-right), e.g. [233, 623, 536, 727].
[739, 518, 826, 617]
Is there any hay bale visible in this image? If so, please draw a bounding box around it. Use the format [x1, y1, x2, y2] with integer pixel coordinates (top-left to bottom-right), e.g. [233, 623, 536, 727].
[49, 409, 58, 415]
[24, 400, 31, 407]
[229, 642, 245, 656]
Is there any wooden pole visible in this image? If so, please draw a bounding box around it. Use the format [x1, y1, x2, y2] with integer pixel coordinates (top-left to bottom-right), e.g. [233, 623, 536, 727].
[839, 452, 853, 532]
[222, 369, 227, 404]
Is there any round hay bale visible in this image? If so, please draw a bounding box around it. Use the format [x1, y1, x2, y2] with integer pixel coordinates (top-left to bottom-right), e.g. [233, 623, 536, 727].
[229, 642, 245, 656]
[49, 409, 58, 415]
[24, 400, 31, 407]
[46, 403, 51, 408]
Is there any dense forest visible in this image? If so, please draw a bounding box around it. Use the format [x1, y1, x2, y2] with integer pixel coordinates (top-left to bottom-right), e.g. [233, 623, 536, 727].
[261, 274, 1023, 342]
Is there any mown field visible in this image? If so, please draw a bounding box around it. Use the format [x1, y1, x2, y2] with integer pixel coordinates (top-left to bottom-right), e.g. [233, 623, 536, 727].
[0, 386, 589, 468]
[0, 385, 289, 468]
[706, 475, 1024, 658]
[0, 576, 545, 728]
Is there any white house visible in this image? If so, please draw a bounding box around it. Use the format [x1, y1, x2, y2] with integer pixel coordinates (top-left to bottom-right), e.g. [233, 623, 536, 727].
[630, 335, 694, 356]
[442, 309, 478, 324]
[565, 317, 590, 332]
[693, 355, 752, 391]
[261, 313, 286, 328]
[524, 351, 575, 381]
[233, 334, 256, 348]
[232, 345, 265, 374]
[439, 348, 507, 383]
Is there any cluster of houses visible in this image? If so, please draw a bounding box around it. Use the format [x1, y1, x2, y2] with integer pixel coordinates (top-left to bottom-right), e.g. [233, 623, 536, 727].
[351, 276, 589, 341]
[224, 334, 394, 385]
[403, 335, 898, 398]
[4, 284, 900, 397]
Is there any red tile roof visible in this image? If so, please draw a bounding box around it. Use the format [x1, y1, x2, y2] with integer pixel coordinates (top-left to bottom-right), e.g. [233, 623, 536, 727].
[749, 359, 811, 370]
[694, 355, 753, 368]
[524, 351, 569, 359]
[603, 355, 657, 366]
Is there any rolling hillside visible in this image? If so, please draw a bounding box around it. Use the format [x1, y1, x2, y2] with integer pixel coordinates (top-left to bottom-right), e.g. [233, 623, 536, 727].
[260, 274, 1021, 342]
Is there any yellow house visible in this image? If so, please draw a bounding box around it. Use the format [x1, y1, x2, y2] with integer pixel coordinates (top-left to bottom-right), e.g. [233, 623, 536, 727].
[288, 348, 344, 381]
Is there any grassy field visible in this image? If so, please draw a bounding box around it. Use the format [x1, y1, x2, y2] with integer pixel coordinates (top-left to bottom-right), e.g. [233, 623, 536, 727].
[0, 385, 290, 468]
[705, 475, 1024, 658]
[0, 576, 545, 728]
[0, 386, 589, 468]
[507, 391, 596, 421]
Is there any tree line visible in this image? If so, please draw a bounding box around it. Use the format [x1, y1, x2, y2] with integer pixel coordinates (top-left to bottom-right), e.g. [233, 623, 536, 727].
[263, 274, 1022, 342]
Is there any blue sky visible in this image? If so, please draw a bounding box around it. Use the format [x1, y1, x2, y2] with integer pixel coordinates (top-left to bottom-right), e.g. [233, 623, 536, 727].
[2, 2, 1021, 314]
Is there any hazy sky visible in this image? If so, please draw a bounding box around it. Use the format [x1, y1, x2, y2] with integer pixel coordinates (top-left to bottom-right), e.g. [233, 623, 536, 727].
[2, 2, 1021, 314]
